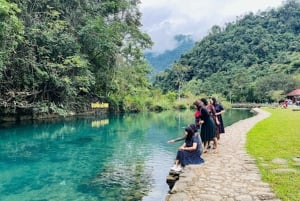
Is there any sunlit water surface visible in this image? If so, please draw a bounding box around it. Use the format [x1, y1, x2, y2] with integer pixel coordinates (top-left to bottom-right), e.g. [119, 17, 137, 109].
[0, 109, 253, 201]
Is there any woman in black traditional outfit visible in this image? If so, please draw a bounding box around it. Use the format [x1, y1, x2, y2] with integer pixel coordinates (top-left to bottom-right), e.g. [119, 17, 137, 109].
[211, 97, 225, 139]
[170, 125, 204, 172]
[196, 99, 218, 153]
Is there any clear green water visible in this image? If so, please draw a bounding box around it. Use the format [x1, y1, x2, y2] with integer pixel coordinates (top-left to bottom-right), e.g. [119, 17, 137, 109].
[0, 109, 253, 201]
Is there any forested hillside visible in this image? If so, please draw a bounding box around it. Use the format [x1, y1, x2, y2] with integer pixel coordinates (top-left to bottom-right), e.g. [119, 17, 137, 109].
[0, 0, 153, 117]
[154, 0, 300, 103]
[145, 35, 194, 73]
[3, 0, 300, 120]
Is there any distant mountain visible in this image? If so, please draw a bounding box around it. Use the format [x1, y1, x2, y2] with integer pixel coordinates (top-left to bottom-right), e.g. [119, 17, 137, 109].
[145, 35, 195, 73]
[153, 0, 300, 102]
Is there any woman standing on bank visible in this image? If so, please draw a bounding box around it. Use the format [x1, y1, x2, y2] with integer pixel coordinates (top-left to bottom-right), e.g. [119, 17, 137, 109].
[211, 97, 225, 139]
[207, 98, 220, 143]
[194, 99, 218, 153]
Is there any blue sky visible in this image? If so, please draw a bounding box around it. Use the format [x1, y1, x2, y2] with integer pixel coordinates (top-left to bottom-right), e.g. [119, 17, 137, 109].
[140, 0, 284, 53]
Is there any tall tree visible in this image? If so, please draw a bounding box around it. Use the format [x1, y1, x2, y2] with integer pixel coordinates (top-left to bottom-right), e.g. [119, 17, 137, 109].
[0, 0, 23, 79]
[0, 0, 153, 114]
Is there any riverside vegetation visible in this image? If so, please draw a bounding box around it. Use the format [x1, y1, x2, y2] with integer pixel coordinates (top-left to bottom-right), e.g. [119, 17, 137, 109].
[1, 0, 300, 120]
[246, 107, 300, 201]
[1, 1, 299, 199]
[153, 1, 300, 104]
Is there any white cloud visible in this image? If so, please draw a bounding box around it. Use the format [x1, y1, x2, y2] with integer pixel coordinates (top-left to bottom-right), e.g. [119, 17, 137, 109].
[140, 0, 284, 53]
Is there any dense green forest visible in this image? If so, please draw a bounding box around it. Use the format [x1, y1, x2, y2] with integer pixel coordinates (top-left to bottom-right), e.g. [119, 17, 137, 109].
[154, 0, 300, 103]
[2, 0, 300, 120]
[0, 0, 154, 118]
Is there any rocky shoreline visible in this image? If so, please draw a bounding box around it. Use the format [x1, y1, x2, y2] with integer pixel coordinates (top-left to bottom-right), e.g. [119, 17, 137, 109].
[165, 108, 281, 201]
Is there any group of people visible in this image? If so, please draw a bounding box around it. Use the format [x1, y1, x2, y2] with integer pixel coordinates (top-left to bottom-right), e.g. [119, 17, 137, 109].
[168, 97, 225, 172]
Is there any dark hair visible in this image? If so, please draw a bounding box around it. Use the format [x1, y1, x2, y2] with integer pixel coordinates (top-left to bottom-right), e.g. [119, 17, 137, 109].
[185, 126, 195, 140]
[200, 98, 208, 106]
[188, 123, 198, 133]
[211, 97, 217, 106]
[193, 100, 201, 110]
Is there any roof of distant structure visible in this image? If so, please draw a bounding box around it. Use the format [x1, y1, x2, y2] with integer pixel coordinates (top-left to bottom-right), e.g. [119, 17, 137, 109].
[287, 89, 300, 96]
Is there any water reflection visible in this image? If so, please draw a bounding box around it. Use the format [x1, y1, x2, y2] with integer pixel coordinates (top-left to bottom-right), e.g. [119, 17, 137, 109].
[91, 119, 109, 128]
[0, 109, 253, 201]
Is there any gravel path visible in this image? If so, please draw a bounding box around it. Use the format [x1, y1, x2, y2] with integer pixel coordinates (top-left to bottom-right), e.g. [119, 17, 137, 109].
[165, 108, 281, 201]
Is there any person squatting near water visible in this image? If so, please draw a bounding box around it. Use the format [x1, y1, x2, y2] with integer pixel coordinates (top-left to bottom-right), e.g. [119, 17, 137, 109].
[168, 124, 204, 172]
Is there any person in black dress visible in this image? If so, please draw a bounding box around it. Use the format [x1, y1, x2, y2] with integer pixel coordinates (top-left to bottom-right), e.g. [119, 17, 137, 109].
[170, 125, 204, 172]
[211, 97, 225, 139]
[196, 99, 218, 153]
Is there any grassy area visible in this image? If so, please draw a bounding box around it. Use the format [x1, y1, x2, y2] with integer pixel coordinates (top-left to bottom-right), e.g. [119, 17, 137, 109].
[246, 107, 300, 201]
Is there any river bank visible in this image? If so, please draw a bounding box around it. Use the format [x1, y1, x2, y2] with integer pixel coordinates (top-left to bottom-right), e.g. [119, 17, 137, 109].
[165, 108, 281, 201]
[0, 107, 108, 123]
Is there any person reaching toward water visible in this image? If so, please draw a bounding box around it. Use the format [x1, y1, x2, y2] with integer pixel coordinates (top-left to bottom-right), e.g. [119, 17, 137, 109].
[168, 124, 203, 154]
[168, 123, 204, 158]
[168, 123, 197, 142]
[167, 135, 185, 144]
[170, 125, 204, 172]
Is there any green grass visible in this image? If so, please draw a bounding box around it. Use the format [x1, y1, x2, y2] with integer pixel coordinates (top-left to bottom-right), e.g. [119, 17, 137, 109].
[246, 107, 300, 201]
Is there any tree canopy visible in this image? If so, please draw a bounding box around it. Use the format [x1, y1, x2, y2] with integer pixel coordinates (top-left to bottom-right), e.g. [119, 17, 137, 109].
[3, 0, 300, 118]
[154, 0, 300, 103]
[0, 0, 153, 116]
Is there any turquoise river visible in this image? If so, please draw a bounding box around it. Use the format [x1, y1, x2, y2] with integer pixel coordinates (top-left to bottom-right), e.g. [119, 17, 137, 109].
[0, 109, 254, 201]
